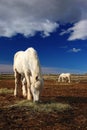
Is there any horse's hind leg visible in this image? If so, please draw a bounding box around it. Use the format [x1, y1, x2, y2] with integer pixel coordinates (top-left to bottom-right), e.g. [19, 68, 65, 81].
[14, 69, 21, 97]
[21, 77, 27, 97]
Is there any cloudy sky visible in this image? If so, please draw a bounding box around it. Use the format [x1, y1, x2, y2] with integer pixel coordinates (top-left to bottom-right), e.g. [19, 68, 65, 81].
[0, 0, 87, 74]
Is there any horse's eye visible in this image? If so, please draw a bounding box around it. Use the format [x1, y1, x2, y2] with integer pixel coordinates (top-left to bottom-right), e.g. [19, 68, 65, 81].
[36, 76, 38, 81]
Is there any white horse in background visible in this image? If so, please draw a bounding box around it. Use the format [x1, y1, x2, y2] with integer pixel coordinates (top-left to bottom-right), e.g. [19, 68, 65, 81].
[13, 47, 44, 102]
[58, 73, 71, 83]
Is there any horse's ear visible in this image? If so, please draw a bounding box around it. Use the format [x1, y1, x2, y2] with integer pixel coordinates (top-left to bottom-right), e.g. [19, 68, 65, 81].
[36, 76, 38, 81]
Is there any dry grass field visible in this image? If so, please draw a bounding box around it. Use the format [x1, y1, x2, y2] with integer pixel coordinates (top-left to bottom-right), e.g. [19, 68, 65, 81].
[0, 74, 87, 130]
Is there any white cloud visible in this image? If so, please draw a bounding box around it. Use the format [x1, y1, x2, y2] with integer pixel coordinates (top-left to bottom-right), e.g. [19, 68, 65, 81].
[0, 0, 87, 39]
[68, 48, 81, 53]
[0, 0, 60, 37]
[68, 20, 87, 40]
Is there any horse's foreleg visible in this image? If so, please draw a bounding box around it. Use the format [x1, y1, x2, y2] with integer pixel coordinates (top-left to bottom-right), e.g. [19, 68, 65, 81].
[22, 77, 27, 97]
[25, 72, 32, 100]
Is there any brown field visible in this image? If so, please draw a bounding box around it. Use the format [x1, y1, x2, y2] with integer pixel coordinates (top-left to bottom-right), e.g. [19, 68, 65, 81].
[0, 74, 87, 130]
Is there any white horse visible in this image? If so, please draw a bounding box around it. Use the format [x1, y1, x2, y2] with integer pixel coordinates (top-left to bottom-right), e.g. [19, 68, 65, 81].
[58, 73, 71, 83]
[13, 47, 44, 102]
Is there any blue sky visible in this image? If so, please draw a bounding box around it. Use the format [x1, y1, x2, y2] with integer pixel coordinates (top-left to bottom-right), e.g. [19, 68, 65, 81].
[0, 0, 87, 74]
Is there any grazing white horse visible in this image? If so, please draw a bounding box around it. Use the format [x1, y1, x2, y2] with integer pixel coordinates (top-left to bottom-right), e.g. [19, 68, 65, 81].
[58, 73, 71, 83]
[13, 47, 44, 102]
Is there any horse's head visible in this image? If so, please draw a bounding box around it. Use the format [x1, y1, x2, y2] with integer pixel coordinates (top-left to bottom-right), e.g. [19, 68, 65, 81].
[31, 76, 44, 102]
